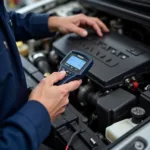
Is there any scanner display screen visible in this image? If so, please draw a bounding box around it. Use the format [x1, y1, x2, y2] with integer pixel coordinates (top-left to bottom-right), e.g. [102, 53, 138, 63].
[66, 55, 86, 70]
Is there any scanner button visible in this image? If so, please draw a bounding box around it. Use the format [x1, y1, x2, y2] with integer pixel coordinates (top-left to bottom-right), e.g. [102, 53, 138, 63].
[66, 71, 72, 76]
[68, 72, 72, 76]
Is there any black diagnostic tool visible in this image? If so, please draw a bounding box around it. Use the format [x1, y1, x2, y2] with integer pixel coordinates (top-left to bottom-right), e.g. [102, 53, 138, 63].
[56, 50, 93, 85]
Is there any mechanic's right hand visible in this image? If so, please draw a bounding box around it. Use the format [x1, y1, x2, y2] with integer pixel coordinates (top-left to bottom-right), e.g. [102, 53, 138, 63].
[29, 71, 82, 122]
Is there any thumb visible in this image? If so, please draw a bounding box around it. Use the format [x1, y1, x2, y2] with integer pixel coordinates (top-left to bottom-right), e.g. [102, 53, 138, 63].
[67, 23, 88, 37]
[44, 71, 66, 86]
[59, 80, 82, 93]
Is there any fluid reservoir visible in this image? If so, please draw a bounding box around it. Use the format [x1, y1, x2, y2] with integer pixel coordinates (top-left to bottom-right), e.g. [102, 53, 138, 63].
[105, 107, 145, 143]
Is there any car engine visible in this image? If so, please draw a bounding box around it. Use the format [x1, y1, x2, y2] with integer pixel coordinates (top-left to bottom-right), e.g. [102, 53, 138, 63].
[19, 0, 150, 149]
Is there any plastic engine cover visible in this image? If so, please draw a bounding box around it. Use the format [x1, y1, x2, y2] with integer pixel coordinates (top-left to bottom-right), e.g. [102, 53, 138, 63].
[53, 32, 150, 88]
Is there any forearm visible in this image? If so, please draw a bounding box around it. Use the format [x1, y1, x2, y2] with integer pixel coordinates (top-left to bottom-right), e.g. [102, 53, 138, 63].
[9, 11, 56, 41]
[0, 101, 51, 150]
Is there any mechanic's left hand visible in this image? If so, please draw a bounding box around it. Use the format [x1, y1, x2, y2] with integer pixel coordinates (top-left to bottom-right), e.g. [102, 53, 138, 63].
[48, 14, 109, 37]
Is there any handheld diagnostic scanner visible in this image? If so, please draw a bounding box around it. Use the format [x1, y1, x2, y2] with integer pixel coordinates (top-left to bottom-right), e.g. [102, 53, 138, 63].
[56, 50, 93, 85]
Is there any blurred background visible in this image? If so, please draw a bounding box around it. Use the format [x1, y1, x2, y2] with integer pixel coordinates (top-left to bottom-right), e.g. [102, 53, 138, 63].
[5, 0, 41, 10]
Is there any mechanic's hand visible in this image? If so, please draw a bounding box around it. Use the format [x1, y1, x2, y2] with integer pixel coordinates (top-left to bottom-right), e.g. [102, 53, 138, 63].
[48, 14, 109, 37]
[29, 71, 82, 122]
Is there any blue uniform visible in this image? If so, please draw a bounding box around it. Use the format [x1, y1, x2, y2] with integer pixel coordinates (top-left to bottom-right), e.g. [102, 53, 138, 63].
[0, 1, 55, 150]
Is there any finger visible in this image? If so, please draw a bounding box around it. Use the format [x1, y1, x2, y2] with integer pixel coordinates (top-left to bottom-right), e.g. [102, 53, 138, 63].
[91, 21, 103, 37]
[95, 18, 109, 32]
[44, 71, 66, 86]
[77, 15, 103, 37]
[84, 18, 103, 37]
[62, 95, 69, 106]
[67, 23, 88, 37]
[59, 80, 82, 93]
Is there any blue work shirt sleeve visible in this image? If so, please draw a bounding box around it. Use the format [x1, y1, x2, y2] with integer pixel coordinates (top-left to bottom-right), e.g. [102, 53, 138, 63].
[0, 101, 51, 150]
[8, 11, 56, 41]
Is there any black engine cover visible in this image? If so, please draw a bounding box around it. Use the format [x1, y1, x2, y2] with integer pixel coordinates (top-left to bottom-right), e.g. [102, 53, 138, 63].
[53, 32, 150, 88]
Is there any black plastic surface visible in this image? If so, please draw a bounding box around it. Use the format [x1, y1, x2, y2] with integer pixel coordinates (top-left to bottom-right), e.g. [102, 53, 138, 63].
[96, 88, 136, 132]
[21, 55, 44, 83]
[48, 104, 106, 150]
[119, 0, 150, 7]
[78, 0, 150, 27]
[53, 32, 150, 88]
[139, 91, 150, 116]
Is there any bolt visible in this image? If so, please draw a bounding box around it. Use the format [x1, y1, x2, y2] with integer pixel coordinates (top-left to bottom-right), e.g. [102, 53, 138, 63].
[125, 78, 130, 84]
[132, 76, 136, 81]
[82, 117, 88, 123]
[105, 90, 110, 94]
[134, 141, 145, 150]
[80, 102, 85, 107]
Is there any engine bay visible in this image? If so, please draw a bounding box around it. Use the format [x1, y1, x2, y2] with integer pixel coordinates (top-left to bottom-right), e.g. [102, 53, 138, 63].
[20, 0, 150, 149]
